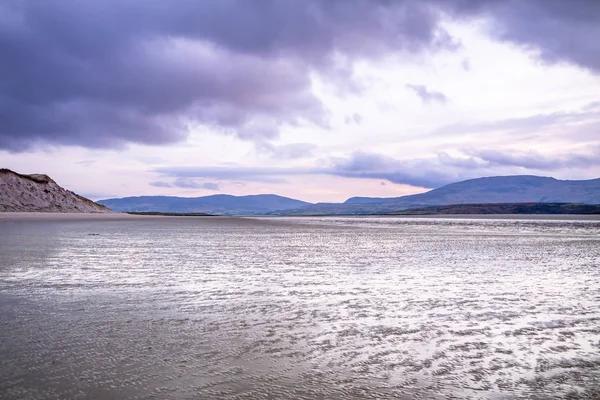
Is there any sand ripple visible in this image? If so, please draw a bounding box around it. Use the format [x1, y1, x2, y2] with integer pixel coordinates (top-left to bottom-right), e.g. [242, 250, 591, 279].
[0, 216, 599, 399]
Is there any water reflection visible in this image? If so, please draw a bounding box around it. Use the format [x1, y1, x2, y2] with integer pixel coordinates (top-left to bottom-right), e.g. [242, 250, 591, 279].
[0, 216, 599, 399]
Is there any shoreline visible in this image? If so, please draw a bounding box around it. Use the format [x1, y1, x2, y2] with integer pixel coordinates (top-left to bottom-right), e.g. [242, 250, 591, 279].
[0, 212, 218, 221]
[1, 212, 599, 222]
[0, 212, 147, 221]
[263, 214, 600, 221]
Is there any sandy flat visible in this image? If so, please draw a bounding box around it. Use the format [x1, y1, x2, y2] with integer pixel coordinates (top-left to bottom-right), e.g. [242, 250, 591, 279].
[0, 212, 157, 221]
[1, 216, 599, 398]
[385, 213, 600, 221]
[2, 212, 599, 222]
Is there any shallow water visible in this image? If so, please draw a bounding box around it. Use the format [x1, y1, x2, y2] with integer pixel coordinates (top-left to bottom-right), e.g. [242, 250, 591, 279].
[0, 216, 599, 399]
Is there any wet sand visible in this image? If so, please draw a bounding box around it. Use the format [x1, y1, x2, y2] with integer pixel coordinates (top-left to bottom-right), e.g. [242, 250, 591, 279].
[0, 212, 222, 222]
[1, 212, 599, 222]
[0, 212, 144, 221]
[1, 216, 599, 399]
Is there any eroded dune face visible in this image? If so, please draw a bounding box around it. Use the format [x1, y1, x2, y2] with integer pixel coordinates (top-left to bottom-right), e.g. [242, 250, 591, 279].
[0, 169, 111, 213]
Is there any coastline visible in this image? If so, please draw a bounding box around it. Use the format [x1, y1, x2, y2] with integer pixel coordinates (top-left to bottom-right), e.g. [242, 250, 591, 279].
[2, 212, 599, 222]
[0, 212, 163, 221]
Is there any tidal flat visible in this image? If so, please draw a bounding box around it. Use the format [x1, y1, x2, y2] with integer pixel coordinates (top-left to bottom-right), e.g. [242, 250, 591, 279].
[0, 215, 599, 399]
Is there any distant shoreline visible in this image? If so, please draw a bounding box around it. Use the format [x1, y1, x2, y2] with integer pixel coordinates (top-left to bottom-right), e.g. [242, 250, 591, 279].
[259, 214, 600, 221]
[126, 211, 213, 217]
[0, 212, 151, 221]
[1, 212, 599, 222]
[0, 212, 212, 221]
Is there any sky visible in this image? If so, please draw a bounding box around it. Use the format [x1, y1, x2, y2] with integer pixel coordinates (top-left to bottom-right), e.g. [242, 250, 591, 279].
[1, 0, 599, 203]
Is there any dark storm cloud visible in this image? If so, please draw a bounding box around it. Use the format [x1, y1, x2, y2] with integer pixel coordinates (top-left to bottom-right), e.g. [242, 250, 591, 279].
[405, 84, 448, 105]
[0, 0, 453, 151]
[449, 0, 600, 73]
[1, 0, 599, 151]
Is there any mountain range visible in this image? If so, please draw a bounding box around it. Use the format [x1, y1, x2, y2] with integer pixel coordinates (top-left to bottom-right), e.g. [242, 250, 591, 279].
[3, 169, 599, 215]
[346, 175, 600, 205]
[97, 194, 310, 215]
[278, 175, 600, 215]
[98, 175, 600, 215]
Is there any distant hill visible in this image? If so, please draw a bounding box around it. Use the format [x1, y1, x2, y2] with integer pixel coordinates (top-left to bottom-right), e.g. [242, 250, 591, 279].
[126, 212, 212, 217]
[346, 176, 600, 206]
[0, 168, 111, 213]
[266, 202, 403, 216]
[274, 175, 600, 215]
[392, 203, 600, 215]
[97, 194, 311, 215]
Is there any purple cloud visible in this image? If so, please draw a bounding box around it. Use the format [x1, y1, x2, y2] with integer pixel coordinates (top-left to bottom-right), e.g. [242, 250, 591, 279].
[431, 104, 600, 140]
[1, 0, 599, 151]
[149, 181, 172, 188]
[406, 84, 448, 104]
[150, 179, 221, 190]
[258, 143, 318, 159]
[154, 146, 600, 189]
[0, 0, 455, 152]
[466, 147, 600, 170]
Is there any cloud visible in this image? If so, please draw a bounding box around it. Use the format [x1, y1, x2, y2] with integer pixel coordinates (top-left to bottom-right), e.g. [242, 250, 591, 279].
[172, 178, 204, 189]
[327, 152, 456, 187]
[201, 182, 220, 191]
[154, 153, 455, 188]
[405, 84, 448, 104]
[345, 113, 363, 125]
[258, 142, 318, 159]
[149, 181, 172, 188]
[154, 146, 600, 189]
[0, 0, 456, 152]
[171, 178, 220, 190]
[155, 166, 292, 184]
[75, 160, 97, 167]
[466, 147, 600, 170]
[432, 105, 600, 138]
[150, 179, 221, 190]
[461, 59, 471, 71]
[449, 0, 600, 73]
[2, 0, 599, 152]
[582, 101, 600, 112]
[137, 156, 167, 165]
[330, 148, 600, 186]
[567, 120, 600, 141]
